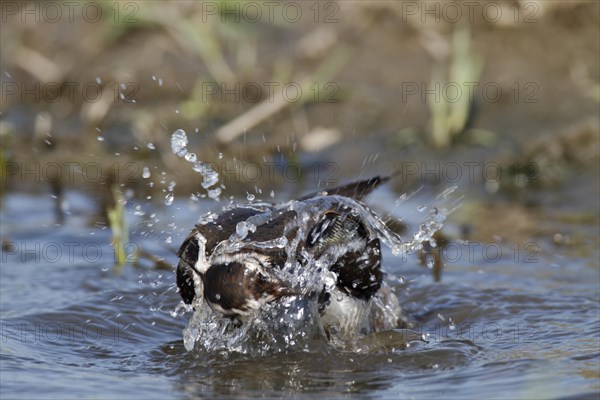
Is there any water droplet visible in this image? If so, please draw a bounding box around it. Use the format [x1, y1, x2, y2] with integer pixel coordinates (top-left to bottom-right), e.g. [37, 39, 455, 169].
[417, 205, 426, 212]
[165, 193, 174, 206]
[147, 142, 156, 150]
[184, 152, 197, 163]
[203, 170, 219, 189]
[165, 236, 172, 244]
[171, 129, 188, 157]
[218, 152, 223, 159]
[192, 163, 203, 173]
[168, 181, 176, 191]
[236, 222, 249, 239]
[246, 193, 255, 201]
[207, 187, 221, 199]
[96, 77, 102, 84]
[142, 167, 151, 179]
[97, 136, 104, 142]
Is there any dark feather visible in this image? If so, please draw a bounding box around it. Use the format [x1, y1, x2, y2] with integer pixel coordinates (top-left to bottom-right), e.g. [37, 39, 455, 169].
[330, 238, 383, 300]
[176, 260, 197, 304]
[299, 175, 389, 201]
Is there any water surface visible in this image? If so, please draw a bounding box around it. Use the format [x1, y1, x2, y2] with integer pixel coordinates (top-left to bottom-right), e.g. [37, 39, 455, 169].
[1, 188, 598, 399]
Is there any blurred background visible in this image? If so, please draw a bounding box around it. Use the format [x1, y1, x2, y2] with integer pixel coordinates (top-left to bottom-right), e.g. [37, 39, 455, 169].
[0, 1, 599, 398]
[2, 1, 598, 199]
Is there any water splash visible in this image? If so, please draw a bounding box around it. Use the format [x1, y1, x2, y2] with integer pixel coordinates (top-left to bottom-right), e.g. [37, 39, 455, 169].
[234, 221, 256, 240]
[170, 129, 188, 156]
[180, 184, 458, 354]
[171, 129, 222, 199]
[184, 153, 197, 163]
[183, 292, 323, 354]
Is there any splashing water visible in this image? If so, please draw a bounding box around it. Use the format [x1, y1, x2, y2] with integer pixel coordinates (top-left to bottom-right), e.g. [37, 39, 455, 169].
[171, 129, 222, 199]
[234, 221, 257, 240]
[184, 153, 197, 163]
[170, 129, 188, 156]
[181, 188, 457, 354]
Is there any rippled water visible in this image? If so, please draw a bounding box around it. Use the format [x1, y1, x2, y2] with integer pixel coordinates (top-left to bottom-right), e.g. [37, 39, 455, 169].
[1, 188, 598, 399]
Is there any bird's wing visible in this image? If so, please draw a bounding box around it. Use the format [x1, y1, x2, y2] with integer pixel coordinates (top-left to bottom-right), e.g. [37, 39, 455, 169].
[329, 238, 383, 300]
[298, 175, 390, 201]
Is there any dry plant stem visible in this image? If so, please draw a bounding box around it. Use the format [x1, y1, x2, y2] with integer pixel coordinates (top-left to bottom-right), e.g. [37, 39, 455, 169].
[215, 45, 353, 144]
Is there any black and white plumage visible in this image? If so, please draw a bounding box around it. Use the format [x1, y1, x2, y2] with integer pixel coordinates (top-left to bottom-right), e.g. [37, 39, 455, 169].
[176, 176, 398, 338]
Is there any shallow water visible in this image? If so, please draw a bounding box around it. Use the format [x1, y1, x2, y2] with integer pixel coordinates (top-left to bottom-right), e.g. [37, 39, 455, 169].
[1, 188, 598, 399]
